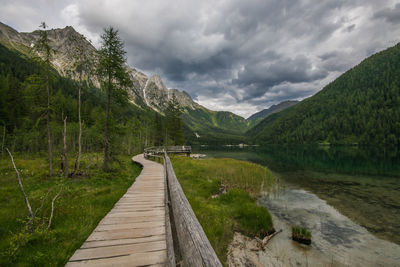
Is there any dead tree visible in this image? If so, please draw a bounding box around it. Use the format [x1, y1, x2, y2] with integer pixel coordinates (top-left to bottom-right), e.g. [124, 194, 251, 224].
[6, 148, 34, 219]
[62, 115, 69, 177]
[1, 124, 5, 155]
[47, 187, 62, 230]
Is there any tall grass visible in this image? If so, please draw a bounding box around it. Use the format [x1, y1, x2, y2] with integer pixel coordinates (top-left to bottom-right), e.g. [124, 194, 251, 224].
[171, 156, 275, 264]
[0, 153, 141, 266]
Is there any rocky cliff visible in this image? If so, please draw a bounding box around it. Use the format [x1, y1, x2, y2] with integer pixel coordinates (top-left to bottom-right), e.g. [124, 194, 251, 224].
[0, 22, 200, 112]
[0, 22, 252, 142]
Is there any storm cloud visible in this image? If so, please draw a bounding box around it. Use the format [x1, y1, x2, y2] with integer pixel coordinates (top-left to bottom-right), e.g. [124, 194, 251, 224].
[1, 0, 400, 117]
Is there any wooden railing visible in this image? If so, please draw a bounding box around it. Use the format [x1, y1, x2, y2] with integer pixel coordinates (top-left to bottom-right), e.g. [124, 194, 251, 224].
[144, 146, 222, 267]
[144, 146, 191, 159]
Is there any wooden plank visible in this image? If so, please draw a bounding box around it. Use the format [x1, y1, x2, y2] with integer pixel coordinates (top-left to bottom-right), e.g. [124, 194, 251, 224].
[81, 235, 165, 249]
[66, 154, 168, 266]
[69, 240, 166, 261]
[96, 221, 165, 231]
[66, 250, 167, 267]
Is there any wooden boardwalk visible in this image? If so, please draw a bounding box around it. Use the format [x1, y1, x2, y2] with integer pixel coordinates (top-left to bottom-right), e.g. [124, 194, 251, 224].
[66, 154, 167, 266]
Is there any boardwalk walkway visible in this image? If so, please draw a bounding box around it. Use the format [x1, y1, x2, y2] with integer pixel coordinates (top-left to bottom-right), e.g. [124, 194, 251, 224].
[66, 154, 167, 266]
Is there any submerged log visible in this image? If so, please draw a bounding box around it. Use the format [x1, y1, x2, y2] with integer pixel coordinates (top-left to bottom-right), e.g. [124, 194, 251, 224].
[255, 229, 282, 250]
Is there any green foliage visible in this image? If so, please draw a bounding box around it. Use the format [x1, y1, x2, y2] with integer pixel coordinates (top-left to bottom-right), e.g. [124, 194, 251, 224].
[97, 27, 132, 94]
[0, 42, 165, 155]
[171, 156, 274, 264]
[0, 153, 141, 266]
[291, 225, 312, 239]
[248, 43, 400, 145]
[97, 27, 133, 170]
[182, 106, 249, 145]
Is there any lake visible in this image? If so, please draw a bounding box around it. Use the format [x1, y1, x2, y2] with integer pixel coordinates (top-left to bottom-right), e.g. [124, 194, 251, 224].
[194, 145, 400, 266]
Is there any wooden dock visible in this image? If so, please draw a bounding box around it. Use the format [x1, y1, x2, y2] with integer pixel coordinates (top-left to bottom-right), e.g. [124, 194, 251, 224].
[66, 154, 168, 266]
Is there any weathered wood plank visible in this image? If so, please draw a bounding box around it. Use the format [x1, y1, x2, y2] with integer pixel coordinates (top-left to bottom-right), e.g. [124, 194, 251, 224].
[96, 221, 165, 231]
[81, 235, 165, 249]
[66, 154, 168, 266]
[69, 240, 166, 261]
[66, 250, 167, 267]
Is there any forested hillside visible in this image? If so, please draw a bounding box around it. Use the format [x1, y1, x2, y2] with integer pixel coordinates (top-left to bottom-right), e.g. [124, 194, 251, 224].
[247, 43, 400, 145]
[247, 100, 299, 122]
[0, 43, 168, 155]
[182, 106, 249, 145]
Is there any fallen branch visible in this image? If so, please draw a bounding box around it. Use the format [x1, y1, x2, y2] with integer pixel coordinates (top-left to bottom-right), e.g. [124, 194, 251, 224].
[256, 229, 283, 250]
[47, 187, 62, 230]
[6, 148, 34, 219]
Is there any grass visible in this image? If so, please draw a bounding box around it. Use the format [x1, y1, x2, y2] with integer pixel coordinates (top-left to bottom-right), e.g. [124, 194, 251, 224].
[0, 152, 141, 266]
[292, 226, 312, 241]
[171, 156, 275, 264]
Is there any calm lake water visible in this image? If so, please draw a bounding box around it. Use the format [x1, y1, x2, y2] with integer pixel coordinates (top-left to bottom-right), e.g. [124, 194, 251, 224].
[194, 145, 400, 266]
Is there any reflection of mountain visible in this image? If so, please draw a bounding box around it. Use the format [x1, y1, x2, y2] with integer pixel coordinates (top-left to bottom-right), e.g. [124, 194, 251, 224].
[195, 145, 400, 177]
[247, 43, 400, 145]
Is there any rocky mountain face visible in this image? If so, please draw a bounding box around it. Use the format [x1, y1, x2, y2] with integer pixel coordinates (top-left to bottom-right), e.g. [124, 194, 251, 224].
[0, 22, 97, 78]
[0, 22, 201, 113]
[0, 22, 251, 143]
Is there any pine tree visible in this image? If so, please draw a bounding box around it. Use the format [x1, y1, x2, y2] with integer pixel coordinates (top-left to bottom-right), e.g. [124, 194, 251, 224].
[33, 22, 54, 176]
[97, 27, 132, 171]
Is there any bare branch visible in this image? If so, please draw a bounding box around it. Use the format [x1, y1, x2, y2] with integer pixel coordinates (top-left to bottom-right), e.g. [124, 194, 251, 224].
[6, 148, 34, 219]
[34, 188, 52, 217]
[256, 229, 282, 250]
[47, 187, 62, 230]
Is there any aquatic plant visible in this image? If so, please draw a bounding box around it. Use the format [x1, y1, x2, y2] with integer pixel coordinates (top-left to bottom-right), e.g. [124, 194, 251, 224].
[292, 225, 312, 245]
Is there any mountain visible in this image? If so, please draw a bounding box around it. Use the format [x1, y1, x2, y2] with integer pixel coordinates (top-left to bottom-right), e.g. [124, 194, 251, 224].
[0, 22, 249, 144]
[247, 100, 299, 121]
[247, 43, 400, 145]
[0, 22, 97, 78]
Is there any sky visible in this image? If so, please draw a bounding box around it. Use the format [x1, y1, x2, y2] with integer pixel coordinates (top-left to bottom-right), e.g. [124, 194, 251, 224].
[1, 0, 400, 118]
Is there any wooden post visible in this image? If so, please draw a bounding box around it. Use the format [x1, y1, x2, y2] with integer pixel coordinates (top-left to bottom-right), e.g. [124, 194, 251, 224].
[164, 153, 222, 267]
[164, 155, 176, 267]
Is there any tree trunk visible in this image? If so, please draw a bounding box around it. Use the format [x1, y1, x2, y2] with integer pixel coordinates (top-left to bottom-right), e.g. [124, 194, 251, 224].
[62, 115, 68, 178]
[1, 125, 5, 155]
[103, 76, 111, 171]
[6, 148, 34, 219]
[74, 83, 82, 174]
[46, 70, 53, 176]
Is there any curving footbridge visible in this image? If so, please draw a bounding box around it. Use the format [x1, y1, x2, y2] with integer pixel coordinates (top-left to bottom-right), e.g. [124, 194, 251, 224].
[66, 146, 221, 267]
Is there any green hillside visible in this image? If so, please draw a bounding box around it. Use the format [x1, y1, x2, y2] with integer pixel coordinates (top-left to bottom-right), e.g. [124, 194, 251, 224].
[247, 43, 400, 145]
[0, 42, 167, 153]
[182, 106, 250, 145]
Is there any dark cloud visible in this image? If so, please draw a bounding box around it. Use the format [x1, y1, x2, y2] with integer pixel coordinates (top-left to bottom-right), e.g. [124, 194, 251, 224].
[1, 0, 399, 117]
[235, 54, 328, 100]
[374, 3, 400, 24]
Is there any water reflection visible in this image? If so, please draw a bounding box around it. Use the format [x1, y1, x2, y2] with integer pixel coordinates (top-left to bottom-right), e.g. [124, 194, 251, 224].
[194, 145, 400, 177]
[259, 186, 400, 266]
[194, 145, 400, 264]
